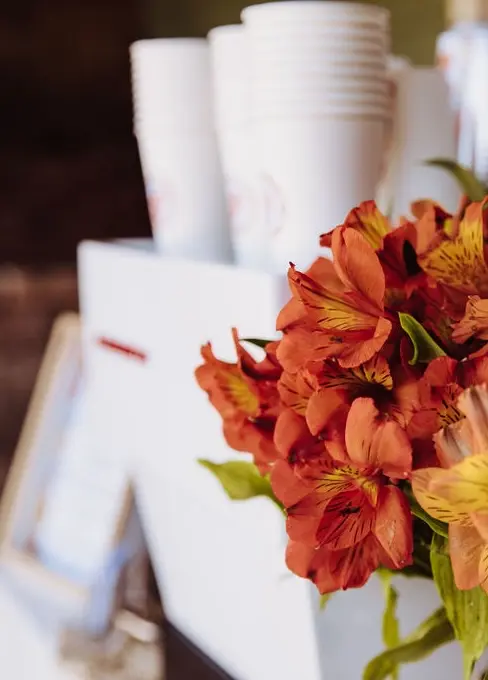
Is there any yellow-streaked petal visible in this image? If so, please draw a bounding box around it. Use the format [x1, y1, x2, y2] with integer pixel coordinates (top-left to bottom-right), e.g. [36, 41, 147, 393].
[344, 200, 391, 250]
[318, 354, 393, 392]
[411, 468, 471, 524]
[220, 371, 260, 415]
[289, 266, 378, 332]
[430, 455, 488, 514]
[417, 202, 488, 295]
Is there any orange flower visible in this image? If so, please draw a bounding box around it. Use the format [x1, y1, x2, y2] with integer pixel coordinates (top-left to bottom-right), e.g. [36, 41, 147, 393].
[320, 200, 391, 251]
[271, 399, 413, 594]
[452, 296, 488, 346]
[196, 330, 282, 472]
[321, 201, 430, 301]
[407, 356, 488, 445]
[285, 536, 386, 594]
[415, 200, 488, 297]
[277, 226, 393, 370]
[412, 386, 488, 592]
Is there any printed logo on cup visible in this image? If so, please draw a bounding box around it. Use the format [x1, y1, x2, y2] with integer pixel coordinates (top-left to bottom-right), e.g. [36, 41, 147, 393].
[226, 175, 256, 233]
[145, 179, 177, 233]
[260, 173, 286, 237]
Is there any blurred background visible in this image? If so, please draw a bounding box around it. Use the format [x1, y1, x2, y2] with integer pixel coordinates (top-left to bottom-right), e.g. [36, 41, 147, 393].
[0, 0, 445, 489]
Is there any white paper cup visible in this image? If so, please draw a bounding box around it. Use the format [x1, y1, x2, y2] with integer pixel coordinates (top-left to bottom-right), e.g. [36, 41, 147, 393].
[209, 24, 251, 129]
[250, 62, 387, 80]
[242, 1, 390, 29]
[248, 37, 387, 54]
[252, 77, 390, 96]
[136, 133, 233, 263]
[216, 127, 270, 270]
[388, 67, 460, 219]
[252, 103, 390, 121]
[249, 49, 386, 67]
[253, 116, 387, 272]
[130, 38, 214, 133]
[252, 89, 391, 111]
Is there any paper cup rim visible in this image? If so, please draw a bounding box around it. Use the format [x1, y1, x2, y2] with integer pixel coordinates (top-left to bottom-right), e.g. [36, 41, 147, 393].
[242, 1, 390, 23]
[246, 23, 389, 33]
[130, 37, 209, 59]
[208, 24, 245, 41]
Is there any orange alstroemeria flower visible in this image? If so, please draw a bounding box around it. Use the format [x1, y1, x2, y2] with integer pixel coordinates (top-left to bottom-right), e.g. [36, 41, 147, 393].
[196, 330, 282, 472]
[412, 386, 488, 592]
[271, 398, 413, 594]
[415, 199, 488, 298]
[321, 201, 431, 302]
[320, 200, 391, 251]
[452, 296, 488, 349]
[408, 356, 488, 445]
[277, 226, 393, 370]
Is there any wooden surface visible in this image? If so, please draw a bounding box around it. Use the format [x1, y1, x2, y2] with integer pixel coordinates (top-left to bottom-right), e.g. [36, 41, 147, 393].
[0, 267, 79, 489]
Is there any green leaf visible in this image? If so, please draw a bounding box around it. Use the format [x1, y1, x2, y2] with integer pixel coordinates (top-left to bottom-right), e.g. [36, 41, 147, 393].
[426, 159, 487, 202]
[363, 608, 454, 680]
[431, 534, 488, 680]
[319, 593, 333, 611]
[241, 338, 273, 350]
[399, 313, 446, 365]
[198, 459, 284, 512]
[377, 570, 401, 679]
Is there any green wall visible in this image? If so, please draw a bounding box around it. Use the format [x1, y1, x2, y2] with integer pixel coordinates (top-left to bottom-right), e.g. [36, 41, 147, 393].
[144, 0, 447, 65]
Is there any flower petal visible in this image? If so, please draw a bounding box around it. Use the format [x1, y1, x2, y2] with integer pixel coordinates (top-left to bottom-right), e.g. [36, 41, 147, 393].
[278, 371, 313, 415]
[452, 296, 488, 344]
[271, 460, 309, 507]
[412, 467, 473, 524]
[423, 357, 458, 388]
[274, 409, 318, 463]
[327, 534, 381, 590]
[287, 494, 327, 545]
[471, 513, 488, 543]
[332, 226, 386, 310]
[430, 454, 488, 513]
[479, 544, 488, 593]
[458, 386, 488, 453]
[317, 489, 375, 550]
[374, 486, 413, 569]
[289, 265, 379, 333]
[434, 419, 474, 468]
[345, 398, 412, 478]
[316, 354, 393, 392]
[449, 523, 485, 591]
[335, 317, 393, 369]
[417, 201, 488, 295]
[306, 388, 347, 436]
[285, 540, 317, 579]
[277, 257, 342, 331]
[320, 200, 391, 250]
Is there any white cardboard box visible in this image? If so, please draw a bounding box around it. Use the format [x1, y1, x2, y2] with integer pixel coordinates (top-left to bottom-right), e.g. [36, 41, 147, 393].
[78, 239, 466, 680]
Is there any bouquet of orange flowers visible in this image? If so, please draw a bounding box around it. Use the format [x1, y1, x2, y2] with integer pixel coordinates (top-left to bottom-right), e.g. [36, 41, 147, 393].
[196, 187, 488, 678]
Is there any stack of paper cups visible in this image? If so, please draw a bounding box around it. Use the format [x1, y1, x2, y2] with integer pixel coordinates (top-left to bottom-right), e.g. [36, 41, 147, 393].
[208, 26, 267, 270]
[242, 1, 392, 272]
[130, 39, 232, 263]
